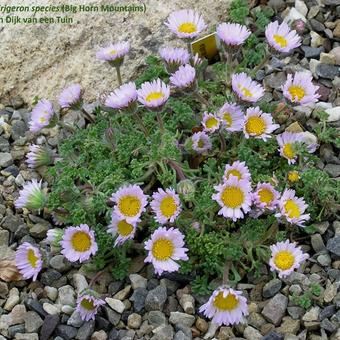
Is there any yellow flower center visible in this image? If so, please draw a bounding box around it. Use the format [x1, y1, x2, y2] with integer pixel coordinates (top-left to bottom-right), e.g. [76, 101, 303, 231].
[222, 112, 232, 127]
[288, 171, 300, 182]
[245, 116, 266, 136]
[152, 238, 174, 261]
[258, 188, 274, 204]
[288, 86, 305, 101]
[178, 22, 197, 34]
[160, 196, 177, 218]
[118, 195, 141, 217]
[205, 117, 219, 129]
[117, 220, 134, 236]
[283, 143, 295, 159]
[71, 231, 92, 252]
[284, 199, 301, 218]
[197, 138, 205, 148]
[27, 249, 38, 268]
[226, 169, 242, 180]
[273, 34, 288, 48]
[109, 49, 116, 55]
[146, 91, 164, 102]
[213, 292, 239, 311]
[238, 85, 253, 98]
[221, 186, 244, 208]
[39, 116, 47, 123]
[274, 250, 295, 270]
[80, 298, 95, 311]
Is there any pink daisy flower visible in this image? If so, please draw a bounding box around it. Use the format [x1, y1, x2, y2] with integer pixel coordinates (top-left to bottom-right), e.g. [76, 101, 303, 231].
[159, 47, 190, 73]
[29, 99, 54, 133]
[59, 84, 83, 109]
[76, 291, 105, 321]
[144, 227, 189, 275]
[61, 224, 98, 263]
[137, 79, 170, 110]
[26, 144, 53, 169]
[165, 9, 206, 39]
[218, 103, 244, 132]
[107, 214, 138, 247]
[276, 131, 304, 164]
[282, 72, 320, 105]
[15, 179, 46, 211]
[170, 64, 197, 92]
[217, 23, 251, 47]
[232, 73, 264, 103]
[96, 41, 130, 65]
[202, 112, 220, 133]
[212, 176, 252, 221]
[244, 107, 279, 141]
[252, 182, 280, 211]
[110, 184, 148, 223]
[150, 188, 182, 224]
[223, 160, 251, 182]
[199, 286, 248, 326]
[15, 242, 42, 281]
[191, 131, 212, 153]
[105, 82, 138, 111]
[276, 189, 310, 227]
[265, 21, 301, 53]
[269, 240, 309, 278]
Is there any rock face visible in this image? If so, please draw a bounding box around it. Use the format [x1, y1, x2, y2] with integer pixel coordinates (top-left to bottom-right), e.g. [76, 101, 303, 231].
[0, 0, 231, 104]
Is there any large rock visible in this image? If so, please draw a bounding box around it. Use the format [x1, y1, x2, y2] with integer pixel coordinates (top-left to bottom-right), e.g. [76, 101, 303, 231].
[0, 0, 231, 104]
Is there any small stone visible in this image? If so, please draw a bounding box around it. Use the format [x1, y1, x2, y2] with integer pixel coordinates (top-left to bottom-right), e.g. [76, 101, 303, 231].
[43, 303, 60, 315]
[262, 331, 284, 340]
[325, 107, 340, 122]
[127, 313, 142, 329]
[311, 234, 326, 252]
[40, 269, 62, 286]
[67, 310, 84, 327]
[14, 333, 39, 340]
[9, 304, 27, 325]
[310, 31, 324, 48]
[301, 46, 324, 58]
[50, 255, 71, 272]
[76, 320, 95, 340]
[179, 294, 195, 314]
[103, 306, 121, 326]
[319, 305, 336, 320]
[25, 298, 46, 318]
[324, 164, 340, 178]
[321, 318, 336, 332]
[0, 229, 9, 246]
[320, 53, 336, 65]
[58, 285, 75, 307]
[8, 324, 26, 338]
[129, 274, 147, 290]
[295, 0, 308, 16]
[217, 326, 234, 339]
[56, 324, 78, 340]
[284, 7, 306, 24]
[314, 221, 329, 235]
[174, 330, 190, 340]
[302, 306, 319, 322]
[130, 287, 147, 312]
[288, 306, 305, 320]
[204, 322, 218, 339]
[308, 6, 319, 19]
[244, 325, 262, 340]
[40, 315, 59, 340]
[264, 72, 287, 90]
[0, 281, 9, 298]
[317, 253, 331, 266]
[248, 312, 266, 329]
[4, 288, 20, 311]
[303, 320, 320, 330]
[151, 325, 174, 340]
[195, 317, 208, 333]
[44, 286, 58, 301]
[261, 293, 288, 326]
[169, 312, 195, 327]
[160, 278, 179, 295]
[0, 152, 13, 168]
[327, 235, 340, 256]
[148, 311, 167, 327]
[24, 311, 43, 333]
[276, 316, 300, 334]
[330, 47, 340, 65]
[105, 298, 125, 314]
[324, 280, 337, 303]
[91, 330, 107, 340]
[310, 18, 325, 32]
[334, 22, 340, 38]
[316, 64, 340, 79]
[145, 286, 167, 312]
[263, 279, 282, 298]
[114, 285, 131, 300]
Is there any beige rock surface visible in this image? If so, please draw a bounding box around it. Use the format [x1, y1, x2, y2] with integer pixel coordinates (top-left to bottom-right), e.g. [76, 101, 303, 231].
[0, 0, 231, 105]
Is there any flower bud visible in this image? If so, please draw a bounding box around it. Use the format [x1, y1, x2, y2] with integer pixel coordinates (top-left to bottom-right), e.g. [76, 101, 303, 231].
[292, 19, 305, 35]
[46, 228, 64, 247]
[177, 179, 195, 201]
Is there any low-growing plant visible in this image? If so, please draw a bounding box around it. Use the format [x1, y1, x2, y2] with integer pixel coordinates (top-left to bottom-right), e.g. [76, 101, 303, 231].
[14, 0, 339, 325]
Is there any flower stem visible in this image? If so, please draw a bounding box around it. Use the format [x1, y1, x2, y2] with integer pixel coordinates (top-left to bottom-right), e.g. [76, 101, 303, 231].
[156, 111, 164, 132]
[133, 112, 149, 136]
[89, 269, 105, 288]
[194, 92, 210, 108]
[166, 159, 186, 180]
[58, 121, 76, 132]
[116, 66, 123, 86]
[251, 51, 270, 77]
[187, 41, 192, 56]
[222, 261, 232, 285]
[81, 108, 95, 123]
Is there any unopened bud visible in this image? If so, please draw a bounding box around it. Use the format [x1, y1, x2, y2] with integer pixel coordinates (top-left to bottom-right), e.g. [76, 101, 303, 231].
[177, 179, 195, 201]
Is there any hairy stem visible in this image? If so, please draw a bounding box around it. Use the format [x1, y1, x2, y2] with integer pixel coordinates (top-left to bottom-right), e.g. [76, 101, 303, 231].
[166, 159, 186, 180]
[81, 107, 95, 123]
[133, 112, 149, 136]
[194, 92, 210, 108]
[116, 66, 123, 86]
[58, 121, 76, 132]
[156, 111, 164, 132]
[222, 261, 232, 285]
[89, 269, 105, 288]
